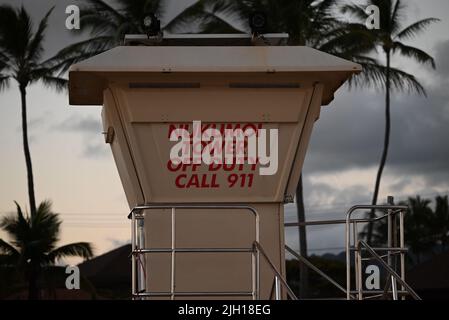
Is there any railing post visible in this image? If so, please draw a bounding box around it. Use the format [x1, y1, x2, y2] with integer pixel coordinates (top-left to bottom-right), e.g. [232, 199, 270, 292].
[345, 208, 353, 300]
[400, 208, 406, 300]
[275, 276, 281, 300]
[171, 207, 176, 300]
[137, 218, 146, 294]
[131, 209, 136, 299]
[387, 196, 398, 300]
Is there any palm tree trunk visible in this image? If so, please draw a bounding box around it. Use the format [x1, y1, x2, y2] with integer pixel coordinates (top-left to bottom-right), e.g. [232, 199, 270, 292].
[367, 50, 391, 244]
[21, 84, 40, 299]
[296, 174, 308, 298]
[19, 85, 37, 217]
[28, 263, 40, 300]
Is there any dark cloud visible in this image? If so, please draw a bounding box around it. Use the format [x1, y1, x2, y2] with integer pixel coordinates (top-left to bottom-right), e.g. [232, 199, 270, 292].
[303, 39, 449, 191]
[435, 40, 449, 77]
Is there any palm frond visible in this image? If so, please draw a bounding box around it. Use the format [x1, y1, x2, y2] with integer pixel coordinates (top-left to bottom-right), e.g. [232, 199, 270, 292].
[44, 36, 115, 74]
[25, 200, 62, 252]
[198, 13, 244, 34]
[347, 57, 426, 96]
[40, 76, 68, 93]
[0, 50, 10, 65]
[79, 0, 125, 24]
[76, 8, 123, 37]
[27, 6, 54, 63]
[0, 74, 10, 91]
[318, 23, 377, 56]
[0, 202, 30, 247]
[388, 66, 426, 96]
[0, 5, 29, 59]
[393, 41, 436, 69]
[47, 242, 94, 263]
[390, 0, 404, 34]
[0, 238, 19, 257]
[340, 3, 368, 21]
[395, 18, 440, 41]
[164, 0, 209, 33]
[347, 58, 386, 92]
[165, 0, 237, 33]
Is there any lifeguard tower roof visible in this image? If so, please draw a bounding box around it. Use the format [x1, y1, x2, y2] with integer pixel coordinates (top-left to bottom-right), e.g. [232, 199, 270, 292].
[69, 37, 361, 106]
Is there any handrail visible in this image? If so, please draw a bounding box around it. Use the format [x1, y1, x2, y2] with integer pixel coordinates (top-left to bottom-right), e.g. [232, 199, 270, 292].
[357, 240, 421, 300]
[285, 245, 355, 299]
[128, 203, 261, 219]
[284, 213, 391, 227]
[129, 204, 260, 300]
[254, 241, 298, 300]
[345, 203, 408, 300]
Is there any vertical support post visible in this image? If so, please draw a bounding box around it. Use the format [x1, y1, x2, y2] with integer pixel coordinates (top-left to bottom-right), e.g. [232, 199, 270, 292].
[275, 276, 281, 300]
[387, 198, 392, 270]
[400, 209, 406, 300]
[252, 244, 257, 300]
[131, 210, 136, 299]
[357, 249, 363, 300]
[137, 218, 146, 294]
[255, 214, 260, 300]
[171, 207, 176, 300]
[387, 196, 398, 300]
[353, 222, 358, 299]
[354, 222, 363, 300]
[345, 215, 351, 300]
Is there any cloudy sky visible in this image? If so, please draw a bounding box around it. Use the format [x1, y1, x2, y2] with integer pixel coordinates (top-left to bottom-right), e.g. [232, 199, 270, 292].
[0, 0, 448, 261]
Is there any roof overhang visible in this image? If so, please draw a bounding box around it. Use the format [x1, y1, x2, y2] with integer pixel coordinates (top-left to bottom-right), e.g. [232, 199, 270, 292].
[69, 46, 362, 106]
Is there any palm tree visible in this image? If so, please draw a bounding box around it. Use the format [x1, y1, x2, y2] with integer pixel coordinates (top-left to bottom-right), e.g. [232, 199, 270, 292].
[54, 0, 224, 70]
[405, 196, 436, 264]
[342, 0, 439, 244]
[0, 5, 68, 218]
[0, 200, 93, 299]
[433, 195, 449, 252]
[360, 196, 437, 265]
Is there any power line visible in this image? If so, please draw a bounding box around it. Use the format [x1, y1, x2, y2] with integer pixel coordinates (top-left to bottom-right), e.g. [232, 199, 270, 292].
[61, 224, 128, 228]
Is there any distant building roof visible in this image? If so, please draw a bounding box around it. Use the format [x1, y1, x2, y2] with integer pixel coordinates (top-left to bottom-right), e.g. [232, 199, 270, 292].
[78, 244, 131, 289]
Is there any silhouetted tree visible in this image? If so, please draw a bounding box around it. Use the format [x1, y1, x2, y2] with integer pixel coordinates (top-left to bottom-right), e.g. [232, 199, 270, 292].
[0, 5, 68, 217]
[360, 195, 448, 265]
[0, 201, 93, 300]
[53, 0, 208, 69]
[342, 0, 439, 244]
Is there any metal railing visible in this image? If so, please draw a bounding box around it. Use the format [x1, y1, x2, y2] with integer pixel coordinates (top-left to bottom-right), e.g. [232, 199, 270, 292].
[285, 196, 420, 300]
[128, 196, 418, 300]
[356, 240, 421, 300]
[285, 245, 355, 299]
[344, 198, 418, 300]
[129, 204, 260, 300]
[254, 241, 298, 300]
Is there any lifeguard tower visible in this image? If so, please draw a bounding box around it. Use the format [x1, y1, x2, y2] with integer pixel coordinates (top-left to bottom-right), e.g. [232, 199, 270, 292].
[68, 33, 420, 300]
